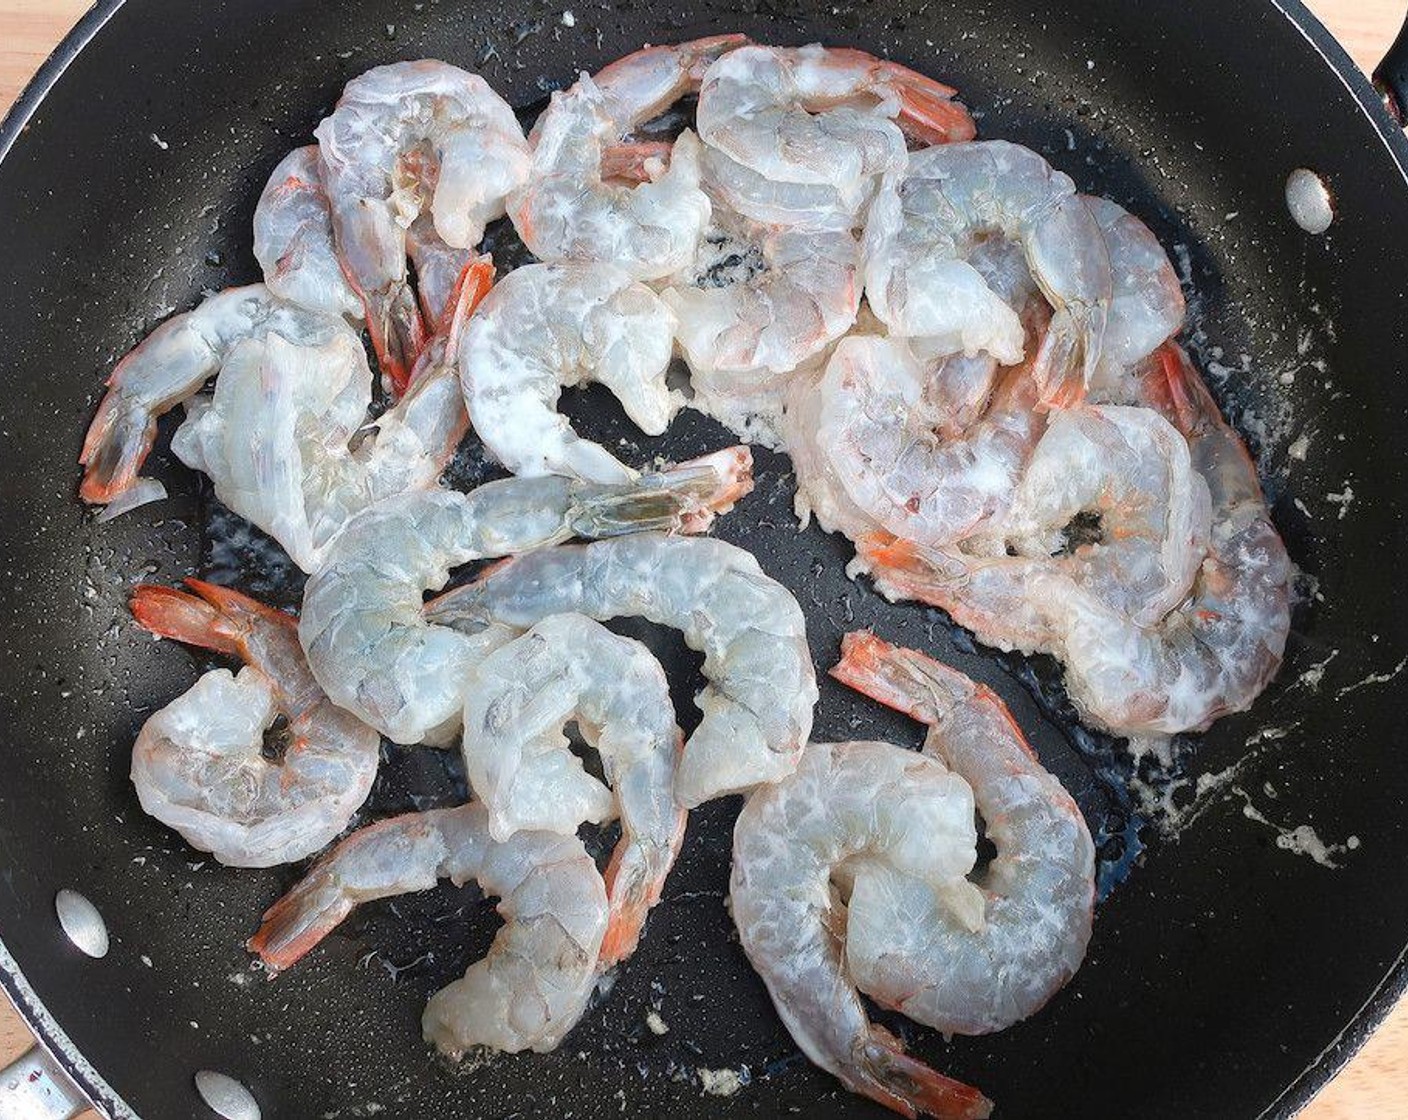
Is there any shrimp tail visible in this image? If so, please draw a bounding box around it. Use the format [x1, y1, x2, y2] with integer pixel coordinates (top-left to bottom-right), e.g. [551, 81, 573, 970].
[1031, 300, 1107, 409]
[599, 795, 687, 967]
[831, 630, 962, 726]
[600, 141, 675, 184]
[130, 583, 246, 657]
[568, 445, 754, 538]
[359, 277, 430, 399]
[437, 253, 495, 343]
[891, 74, 977, 145]
[851, 1030, 993, 1120]
[78, 391, 160, 506]
[854, 532, 961, 606]
[247, 875, 352, 973]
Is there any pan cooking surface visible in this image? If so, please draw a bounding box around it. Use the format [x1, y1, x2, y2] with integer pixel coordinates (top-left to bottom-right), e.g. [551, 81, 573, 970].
[2, 1, 1408, 1117]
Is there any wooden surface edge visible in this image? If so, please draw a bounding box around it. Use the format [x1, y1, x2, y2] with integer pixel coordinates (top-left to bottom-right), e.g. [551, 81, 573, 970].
[0, 1, 1404, 1118]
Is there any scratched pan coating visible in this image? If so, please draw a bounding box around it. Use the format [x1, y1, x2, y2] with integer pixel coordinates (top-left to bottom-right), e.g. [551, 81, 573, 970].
[1, 1, 1407, 1117]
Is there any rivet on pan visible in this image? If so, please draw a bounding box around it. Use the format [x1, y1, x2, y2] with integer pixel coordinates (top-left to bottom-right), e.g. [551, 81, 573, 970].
[54, 888, 109, 958]
[194, 1070, 261, 1120]
[1285, 168, 1334, 234]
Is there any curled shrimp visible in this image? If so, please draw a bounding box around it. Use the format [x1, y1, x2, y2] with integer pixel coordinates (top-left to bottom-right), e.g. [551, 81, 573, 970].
[79, 284, 350, 516]
[425, 532, 816, 808]
[862, 141, 1112, 406]
[460, 613, 685, 965]
[129, 580, 379, 868]
[316, 61, 531, 393]
[729, 738, 992, 1120]
[458, 262, 679, 483]
[174, 260, 492, 572]
[662, 203, 861, 393]
[249, 803, 608, 1056]
[300, 449, 753, 746]
[785, 302, 1048, 548]
[696, 44, 975, 228]
[1084, 196, 1185, 396]
[831, 632, 1095, 1035]
[253, 147, 363, 320]
[511, 36, 747, 280]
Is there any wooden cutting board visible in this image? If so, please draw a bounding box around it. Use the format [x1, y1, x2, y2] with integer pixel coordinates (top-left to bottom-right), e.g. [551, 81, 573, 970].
[0, 2, 1403, 1117]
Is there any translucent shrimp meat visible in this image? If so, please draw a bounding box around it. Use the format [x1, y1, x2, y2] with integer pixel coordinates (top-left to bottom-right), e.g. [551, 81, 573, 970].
[129, 581, 379, 868]
[510, 36, 748, 280]
[425, 532, 815, 808]
[300, 449, 753, 745]
[458, 262, 679, 483]
[730, 738, 992, 1120]
[460, 613, 685, 965]
[862, 140, 1111, 406]
[249, 803, 608, 1056]
[831, 632, 1095, 1036]
[316, 60, 530, 393]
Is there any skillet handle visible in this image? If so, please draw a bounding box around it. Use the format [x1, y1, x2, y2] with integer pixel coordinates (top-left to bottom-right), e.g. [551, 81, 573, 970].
[0, 1046, 89, 1120]
[1372, 12, 1408, 125]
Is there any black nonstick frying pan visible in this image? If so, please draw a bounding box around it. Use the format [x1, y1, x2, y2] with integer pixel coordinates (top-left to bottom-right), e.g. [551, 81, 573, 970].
[3, 1, 1408, 1117]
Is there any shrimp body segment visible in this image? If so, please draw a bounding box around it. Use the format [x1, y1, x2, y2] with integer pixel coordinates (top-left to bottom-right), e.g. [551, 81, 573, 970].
[831, 633, 1095, 1037]
[459, 263, 679, 483]
[300, 450, 753, 745]
[697, 44, 975, 227]
[511, 37, 748, 280]
[130, 581, 379, 868]
[316, 60, 531, 392]
[253, 146, 364, 320]
[249, 803, 608, 1056]
[863, 141, 1111, 405]
[730, 739, 992, 1120]
[426, 532, 815, 808]
[79, 284, 350, 516]
[460, 613, 685, 965]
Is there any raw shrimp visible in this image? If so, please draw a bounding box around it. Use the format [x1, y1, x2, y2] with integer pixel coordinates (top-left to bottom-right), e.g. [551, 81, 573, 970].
[785, 304, 1047, 548]
[511, 36, 748, 280]
[253, 147, 363, 320]
[662, 205, 861, 387]
[300, 448, 753, 745]
[316, 60, 531, 393]
[425, 532, 816, 808]
[862, 141, 1112, 406]
[459, 263, 678, 483]
[460, 613, 685, 965]
[696, 44, 975, 229]
[129, 580, 379, 868]
[79, 284, 351, 516]
[729, 738, 992, 1120]
[1084, 196, 1185, 395]
[249, 803, 608, 1056]
[173, 260, 492, 571]
[831, 632, 1095, 1036]
[859, 401, 1212, 655]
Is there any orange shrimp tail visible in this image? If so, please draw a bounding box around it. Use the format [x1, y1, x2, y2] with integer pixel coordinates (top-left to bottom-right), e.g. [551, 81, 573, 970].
[1143, 341, 1207, 434]
[830, 631, 931, 722]
[247, 886, 348, 974]
[130, 584, 244, 656]
[599, 791, 687, 968]
[356, 278, 429, 399]
[852, 1029, 993, 1120]
[601, 141, 675, 184]
[183, 578, 299, 637]
[78, 392, 152, 504]
[895, 80, 977, 145]
[668, 445, 756, 534]
[439, 254, 496, 342]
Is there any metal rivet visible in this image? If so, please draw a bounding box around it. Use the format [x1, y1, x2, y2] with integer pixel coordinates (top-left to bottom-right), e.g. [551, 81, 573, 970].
[1286, 168, 1334, 234]
[194, 1070, 261, 1120]
[54, 889, 108, 958]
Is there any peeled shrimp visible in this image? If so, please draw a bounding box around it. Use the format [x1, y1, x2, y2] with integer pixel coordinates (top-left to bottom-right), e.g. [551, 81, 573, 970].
[1084, 196, 1185, 395]
[459, 263, 678, 483]
[730, 738, 992, 1120]
[831, 633, 1095, 1036]
[511, 36, 747, 280]
[129, 581, 379, 868]
[662, 204, 861, 390]
[461, 613, 684, 965]
[253, 147, 363, 320]
[249, 803, 607, 1056]
[696, 44, 975, 228]
[316, 60, 531, 392]
[785, 310, 1046, 548]
[425, 532, 815, 808]
[173, 260, 492, 572]
[300, 449, 753, 745]
[862, 141, 1111, 405]
[79, 284, 350, 516]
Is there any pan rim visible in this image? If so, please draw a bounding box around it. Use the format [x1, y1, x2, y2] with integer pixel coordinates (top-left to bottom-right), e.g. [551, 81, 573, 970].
[0, 0, 1404, 1117]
